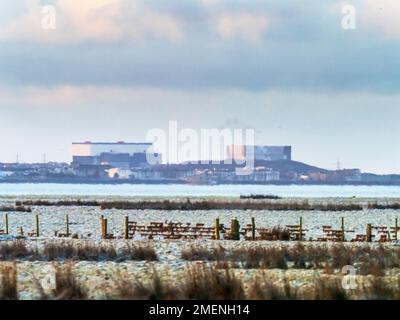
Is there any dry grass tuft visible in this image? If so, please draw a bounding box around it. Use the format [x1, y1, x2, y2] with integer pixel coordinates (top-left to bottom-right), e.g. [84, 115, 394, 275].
[52, 263, 88, 300]
[0, 241, 158, 262]
[0, 263, 18, 300]
[120, 243, 158, 261]
[180, 244, 400, 276]
[247, 274, 297, 300]
[182, 265, 245, 300]
[0, 262, 399, 300]
[363, 276, 400, 300]
[181, 245, 225, 261]
[312, 277, 348, 300]
[0, 205, 31, 212]
[0, 241, 35, 260]
[112, 269, 179, 300]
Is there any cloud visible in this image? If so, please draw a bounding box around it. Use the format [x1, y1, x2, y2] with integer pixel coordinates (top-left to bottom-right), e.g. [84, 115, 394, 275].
[362, 0, 400, 39]
[2, 1, 400, 93]
[216, 12, 269, 42]
[0, 0, 184, 43]
[0, 85, 148, 107]
[198, 0, 270, 42]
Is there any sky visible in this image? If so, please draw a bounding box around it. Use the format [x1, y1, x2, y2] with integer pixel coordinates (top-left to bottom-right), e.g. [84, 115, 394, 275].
[1, 0, 400, 173]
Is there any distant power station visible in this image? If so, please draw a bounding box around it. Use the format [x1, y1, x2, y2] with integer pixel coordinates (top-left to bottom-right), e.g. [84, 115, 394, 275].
[0, 142, 366, 184]
[72, 142, 292, 169]
[71, 141, 161, 168]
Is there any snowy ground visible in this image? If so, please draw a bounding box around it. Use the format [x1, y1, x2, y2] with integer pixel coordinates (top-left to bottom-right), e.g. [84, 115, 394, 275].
[5, 239, 400, 299]
[1, 196, 400, 299]
[0, 196, 399, 240]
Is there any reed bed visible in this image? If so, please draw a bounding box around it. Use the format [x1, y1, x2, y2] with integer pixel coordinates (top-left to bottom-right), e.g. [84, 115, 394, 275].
[240, 194, 281, 200]
[0, 205, 31, 212]
[1, 263, 399, 300]
[17, 200, 100, 207]
[50, 264, 88, 300]
[0, 240, 158, 262]
[368, 202, 400, 210]
[0, 263, 18, 300]
[99, 266, 400, 300]
[18, 199, 364, 211]
[99, 200, 364, 211]
[181, 244, 400, 274]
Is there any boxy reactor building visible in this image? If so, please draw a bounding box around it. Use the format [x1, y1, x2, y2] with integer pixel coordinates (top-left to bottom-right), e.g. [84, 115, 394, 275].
[71, 142, 161, 168]
[228, 145, 292, 162]
[70, 142, 292, 182]
[72, 142, 292, 169]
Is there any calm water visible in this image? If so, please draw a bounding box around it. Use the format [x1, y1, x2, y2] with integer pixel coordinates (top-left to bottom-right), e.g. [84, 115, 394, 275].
[0, 183, 399, 198]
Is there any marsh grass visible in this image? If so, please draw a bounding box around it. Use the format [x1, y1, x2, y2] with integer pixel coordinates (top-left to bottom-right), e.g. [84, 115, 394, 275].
[312, 277, 348, 300]
[247, 274, 297, 300]
[110, 266, 399, 300]
[368, 202, 400, 210]
[99, 200, 364, 211]
[0, 241, 158, 262]
[52, 263, 88, 300]
[18, 200, 99, 207]
[19, 199, 364, 211]
[0, 263, 18, 300]
[112, 265, 245, 300]
[0, 205, 31, 212]
[1, 262, 400, 300]
[363, 276, 400, 300]
[0, 240, 36, 260]
[181, 245, 226, 261]
[121, 243, 158, 261]
[259, 227, 291, 241]
[240, 194, 281, 200]
[112, 268, 180, 300]
[182, 265, 245, 300]
[181, 244, 400, 275]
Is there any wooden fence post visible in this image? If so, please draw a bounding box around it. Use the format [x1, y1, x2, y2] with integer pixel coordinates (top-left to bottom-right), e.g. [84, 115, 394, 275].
[104, 219, 108, 239]
[19, 226, 24, 236]
[101, 217, 108, 239]
[237, 219, 240, 240]
[366, 223, 372, 242]
[66, 215, 70, 237]
[214, 218, 220, 240]
[124, 216, 129, 240]
[251, 217, 256, 240]
[231, 218, 240, 240]
[4, 214, 8, 235]
[299, 217, 303, 241]
[100, 215, 104, 239]
[35, 214, 40, 237]
[394, 218, 398, 241]
[341, 217, 345, 242]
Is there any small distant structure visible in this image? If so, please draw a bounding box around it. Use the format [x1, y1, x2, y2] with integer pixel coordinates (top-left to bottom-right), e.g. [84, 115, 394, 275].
[227, 145, 292, 162]
[71, 141, 162, 169]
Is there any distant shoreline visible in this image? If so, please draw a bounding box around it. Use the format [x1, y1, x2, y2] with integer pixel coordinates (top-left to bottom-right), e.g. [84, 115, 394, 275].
[1, 178, 400, 186]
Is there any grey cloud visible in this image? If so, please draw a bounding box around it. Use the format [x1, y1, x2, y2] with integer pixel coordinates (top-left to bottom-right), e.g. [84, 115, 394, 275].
[1, 36, 400, 93]
[0, 1, 399, 93]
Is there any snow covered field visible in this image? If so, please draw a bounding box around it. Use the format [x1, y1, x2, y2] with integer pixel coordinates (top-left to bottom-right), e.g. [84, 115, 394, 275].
[1, 196, 399, 240]
[4, 239, 400, 299]
[1, 195, 400, 299]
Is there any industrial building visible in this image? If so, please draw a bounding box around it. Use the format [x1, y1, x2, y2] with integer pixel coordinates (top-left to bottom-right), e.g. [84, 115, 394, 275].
[227, 145, 292, 162]
[71, 142, 161, 168]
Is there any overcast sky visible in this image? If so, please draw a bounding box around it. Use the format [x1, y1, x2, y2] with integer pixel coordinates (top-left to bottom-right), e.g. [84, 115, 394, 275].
[1, 0, 400, 173]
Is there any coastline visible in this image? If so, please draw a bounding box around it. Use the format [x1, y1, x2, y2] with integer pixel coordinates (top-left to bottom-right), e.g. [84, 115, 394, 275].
[1, 178, 400, 186]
